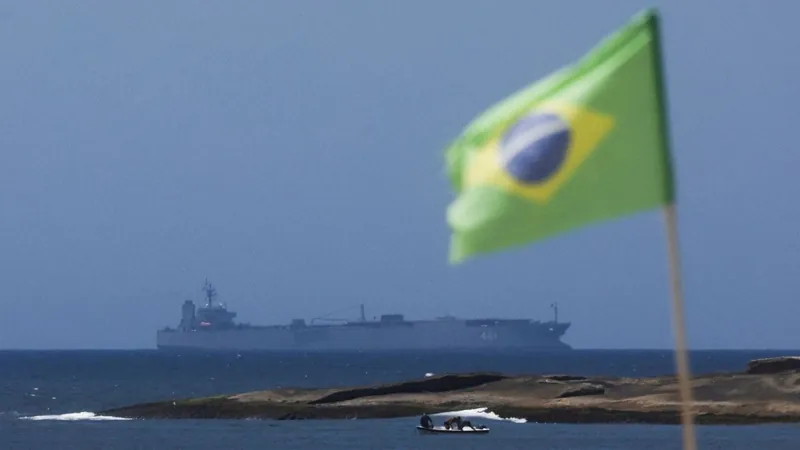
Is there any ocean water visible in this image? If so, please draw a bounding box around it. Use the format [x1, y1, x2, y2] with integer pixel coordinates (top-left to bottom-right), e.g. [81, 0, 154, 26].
[2, 349, 800, 449]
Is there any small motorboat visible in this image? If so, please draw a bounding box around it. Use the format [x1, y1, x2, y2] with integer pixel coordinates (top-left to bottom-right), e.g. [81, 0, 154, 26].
[416, 425, 490, 434]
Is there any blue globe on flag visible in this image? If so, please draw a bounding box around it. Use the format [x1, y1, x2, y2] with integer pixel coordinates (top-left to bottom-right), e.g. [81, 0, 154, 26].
[498, 113, 571, 184]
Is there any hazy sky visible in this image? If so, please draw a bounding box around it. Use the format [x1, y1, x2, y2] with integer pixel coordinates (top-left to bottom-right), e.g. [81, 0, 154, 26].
[1, 0, 798, 350]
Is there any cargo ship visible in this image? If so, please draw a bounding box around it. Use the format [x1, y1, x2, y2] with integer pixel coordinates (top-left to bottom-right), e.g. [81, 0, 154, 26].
[156, 280, 572, 351]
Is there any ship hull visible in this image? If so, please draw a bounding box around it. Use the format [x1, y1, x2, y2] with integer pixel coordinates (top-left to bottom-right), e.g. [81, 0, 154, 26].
[156, 320, 571, 351]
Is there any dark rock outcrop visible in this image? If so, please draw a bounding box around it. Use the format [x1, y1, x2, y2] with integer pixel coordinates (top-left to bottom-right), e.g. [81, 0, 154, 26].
[544, 375, 588, 382]
[746, 357, 800, 374]
[309, 372, 507, 405]
[557, 383, 606, 398]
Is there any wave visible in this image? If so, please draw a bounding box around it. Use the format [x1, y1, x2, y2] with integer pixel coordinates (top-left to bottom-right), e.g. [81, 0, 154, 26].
[19, 411, 132, 421]
[432, 407, 527, 424]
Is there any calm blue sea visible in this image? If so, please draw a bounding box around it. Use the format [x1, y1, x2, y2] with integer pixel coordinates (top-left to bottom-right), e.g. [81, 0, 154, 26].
[2, 349, 799, 449]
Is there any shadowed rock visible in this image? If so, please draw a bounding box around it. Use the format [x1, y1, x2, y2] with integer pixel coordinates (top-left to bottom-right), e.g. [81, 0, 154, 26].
[747, 357, 800, 374]
[557, 383, 606, 398]
[544, 375, 588, 382]
[309, 372, 507, 404]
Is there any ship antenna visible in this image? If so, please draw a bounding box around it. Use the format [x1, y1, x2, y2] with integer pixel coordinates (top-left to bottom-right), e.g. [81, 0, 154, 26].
[202, 278, 217, 308]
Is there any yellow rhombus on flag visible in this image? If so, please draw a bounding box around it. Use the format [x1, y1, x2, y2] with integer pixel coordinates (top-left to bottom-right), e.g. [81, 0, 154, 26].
[445, 8, 675, 264]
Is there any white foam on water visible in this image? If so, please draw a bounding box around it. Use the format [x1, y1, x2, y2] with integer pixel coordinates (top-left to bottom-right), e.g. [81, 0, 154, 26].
[20, 411, 132, 421]
[432, 407, 527, 424]
[424, 372, 435, 377]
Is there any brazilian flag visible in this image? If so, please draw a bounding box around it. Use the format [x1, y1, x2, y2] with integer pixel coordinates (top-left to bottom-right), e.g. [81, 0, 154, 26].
[446, 8, 675, 264]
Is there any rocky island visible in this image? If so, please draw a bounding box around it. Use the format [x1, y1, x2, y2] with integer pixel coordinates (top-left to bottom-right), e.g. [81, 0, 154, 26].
[102, 357, 800, 425]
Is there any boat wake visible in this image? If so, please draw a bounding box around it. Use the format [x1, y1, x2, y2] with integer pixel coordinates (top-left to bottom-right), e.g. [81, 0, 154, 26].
[432, 407, 527, 424]
[19, 411, 132, 421]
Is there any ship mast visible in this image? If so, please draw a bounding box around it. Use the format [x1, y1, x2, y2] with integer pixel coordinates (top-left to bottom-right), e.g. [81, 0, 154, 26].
[202, 278, 218, 309]
[551, 302, 559, 323]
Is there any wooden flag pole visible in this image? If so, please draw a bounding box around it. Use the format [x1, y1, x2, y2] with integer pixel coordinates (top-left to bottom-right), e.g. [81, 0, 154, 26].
[663, 203, 697, 450]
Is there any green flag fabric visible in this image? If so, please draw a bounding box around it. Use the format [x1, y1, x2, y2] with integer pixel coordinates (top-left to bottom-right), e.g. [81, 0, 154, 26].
[446, 8, 675, 264]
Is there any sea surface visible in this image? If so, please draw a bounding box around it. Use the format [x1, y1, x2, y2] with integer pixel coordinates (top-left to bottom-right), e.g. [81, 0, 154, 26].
[2, 349, 799, 449]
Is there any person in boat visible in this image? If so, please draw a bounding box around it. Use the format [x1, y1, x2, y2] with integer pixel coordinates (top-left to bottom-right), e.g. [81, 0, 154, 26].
[443, 416, 479, 431]
[443, 416, 462, 430]
[459, 419, 476, 430]
[419, 413, 434, 429]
